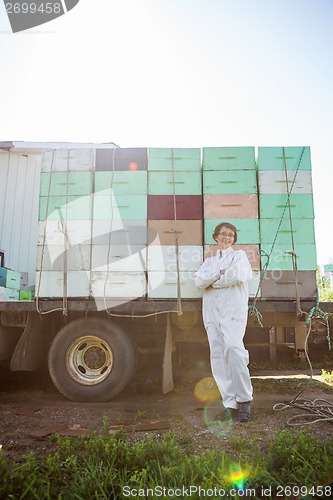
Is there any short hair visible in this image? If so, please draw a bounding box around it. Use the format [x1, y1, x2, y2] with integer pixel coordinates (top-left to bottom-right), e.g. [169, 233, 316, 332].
[213, 222, 238, 243]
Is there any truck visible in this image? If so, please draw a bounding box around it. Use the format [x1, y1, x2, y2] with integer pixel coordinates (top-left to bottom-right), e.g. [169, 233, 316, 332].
[0, 141, 331, 402]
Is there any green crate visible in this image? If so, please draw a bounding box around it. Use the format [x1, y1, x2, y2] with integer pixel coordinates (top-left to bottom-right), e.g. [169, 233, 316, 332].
[203, 170, 257, 194]
[40, 172, 94, 196]
[257, 146, 311, 170]
[94, 171, 147, 195]
[19, 290, 33, 301]
[148, 171, 202, 195]
[260, 218, 316, 245]
[148, 148, 201, 171]
[259, 194, 314, 219]
[204, 218, 260, 245]
[260, 243, 317, 271]
[203, 147, 256, 170]
[39, 195, 93, 220]
[93, 194, 147, 220]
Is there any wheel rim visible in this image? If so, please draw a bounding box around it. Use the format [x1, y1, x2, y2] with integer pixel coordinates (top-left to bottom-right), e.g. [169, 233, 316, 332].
[66, 335, 113, 385]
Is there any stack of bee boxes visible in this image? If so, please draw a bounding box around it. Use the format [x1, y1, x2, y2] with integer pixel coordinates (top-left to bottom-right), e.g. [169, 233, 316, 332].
[36, 149, 95, 297]
[91, 148, 148, 301]
[147, 148, 203, 298]
[202, 147, 261, 297]
[35, 145, 317, 302]
[257, 146, 317, 298]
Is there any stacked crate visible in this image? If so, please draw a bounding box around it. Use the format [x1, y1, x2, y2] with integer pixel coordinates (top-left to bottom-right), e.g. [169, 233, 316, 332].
[36, 149, 95, 297]
[91, 148, 148, 301]
[147, 148, 203, 298]
[0, 267, 31, 301]
[202, 147, 261, 297]
[257, 146, 317, 298]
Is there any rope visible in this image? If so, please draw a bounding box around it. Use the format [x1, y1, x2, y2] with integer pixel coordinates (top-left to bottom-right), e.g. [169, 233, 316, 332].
[170, 148, 183, 316]
[102, 148, 182, 319]
[273, 318, 333, 426]
[282, 146, 301, 316]
[36, 150, 68, 316]
[248, 147, 306, 323]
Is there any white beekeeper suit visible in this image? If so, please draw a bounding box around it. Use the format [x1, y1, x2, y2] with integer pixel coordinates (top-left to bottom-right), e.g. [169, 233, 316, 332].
[195, 246, 253, 410]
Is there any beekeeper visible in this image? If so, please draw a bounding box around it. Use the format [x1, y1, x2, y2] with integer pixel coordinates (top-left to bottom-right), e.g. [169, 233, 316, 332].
[194, 222, 253, 423]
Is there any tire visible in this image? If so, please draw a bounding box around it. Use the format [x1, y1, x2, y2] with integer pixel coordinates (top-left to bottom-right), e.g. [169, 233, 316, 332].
[48, 317, 136, 402]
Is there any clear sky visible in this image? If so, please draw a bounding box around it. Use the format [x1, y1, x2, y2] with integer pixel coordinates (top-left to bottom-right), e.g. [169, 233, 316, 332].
[0, 0, 332, 265]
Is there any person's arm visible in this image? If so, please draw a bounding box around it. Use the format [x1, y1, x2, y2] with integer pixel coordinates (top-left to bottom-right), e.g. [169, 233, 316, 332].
[194, 258, 220, 290]
[212, 251, 252, 288]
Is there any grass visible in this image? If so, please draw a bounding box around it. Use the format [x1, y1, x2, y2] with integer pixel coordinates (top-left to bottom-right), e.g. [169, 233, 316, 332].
[322, 369, 333, 384]
[1, 428, 333, 499]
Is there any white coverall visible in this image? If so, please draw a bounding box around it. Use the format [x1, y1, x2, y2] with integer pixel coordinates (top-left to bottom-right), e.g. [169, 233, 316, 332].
[194, 246, 253, 409]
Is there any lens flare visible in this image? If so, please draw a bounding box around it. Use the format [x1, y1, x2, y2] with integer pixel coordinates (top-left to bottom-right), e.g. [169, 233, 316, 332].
[194, 376, 220, 403]
[203, 399, 233, 437]
[128, 162, 138, 171]
[227, 463, 248, 491]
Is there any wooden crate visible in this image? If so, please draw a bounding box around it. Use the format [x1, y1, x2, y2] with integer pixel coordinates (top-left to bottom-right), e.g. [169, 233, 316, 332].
[148, 195, 202, 220]
[203, 170, 257, 194]
[257, 146, 311, 171]
[204, 194, 258, 219]
[148, 148, 201, 171]
[148, 220, 202, 246]
[203, 147, 256, 170]
[204, 218, 260, 245]
[258, 170, 313, 194]
[261, 270, 317, 298]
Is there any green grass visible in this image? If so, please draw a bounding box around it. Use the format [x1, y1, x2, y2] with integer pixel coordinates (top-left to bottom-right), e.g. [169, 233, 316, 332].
[1, 429, 333, 499]
[322, 369, 333, 384]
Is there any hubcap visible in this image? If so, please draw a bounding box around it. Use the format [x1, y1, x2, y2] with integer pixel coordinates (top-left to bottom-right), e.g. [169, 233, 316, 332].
[66, 335, 113, 385]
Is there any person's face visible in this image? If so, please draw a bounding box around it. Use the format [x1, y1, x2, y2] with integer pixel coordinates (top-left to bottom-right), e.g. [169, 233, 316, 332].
[216, 225, 235, 250]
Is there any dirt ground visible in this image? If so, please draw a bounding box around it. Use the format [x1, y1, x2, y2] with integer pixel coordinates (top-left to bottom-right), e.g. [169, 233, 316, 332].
[1, 351, 333, 466]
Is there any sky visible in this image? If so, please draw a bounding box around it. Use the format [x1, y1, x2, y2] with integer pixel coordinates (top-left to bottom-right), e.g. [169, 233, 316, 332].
[0, 0, 332, 266]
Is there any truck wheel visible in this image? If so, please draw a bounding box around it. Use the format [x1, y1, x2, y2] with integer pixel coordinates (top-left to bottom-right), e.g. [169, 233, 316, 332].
[48, 317, 136, 402]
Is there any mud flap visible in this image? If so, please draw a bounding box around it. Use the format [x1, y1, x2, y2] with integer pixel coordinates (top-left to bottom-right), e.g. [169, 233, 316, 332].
[10, 312, 45, 371]
[162, 313, 174, 394]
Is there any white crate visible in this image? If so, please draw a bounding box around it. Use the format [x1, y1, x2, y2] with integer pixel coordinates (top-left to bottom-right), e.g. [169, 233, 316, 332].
[36, 245, 91, 271]
[42, 149, 95, 172]
[91, 245, 147, 272]
[147, 245, 203, 272]
[258, 170, 313, 194]
[38, 220, 92, 246]
[148, 271, 202, 299]
[90, 271, 146, 298]
[35, 271, 90, 297]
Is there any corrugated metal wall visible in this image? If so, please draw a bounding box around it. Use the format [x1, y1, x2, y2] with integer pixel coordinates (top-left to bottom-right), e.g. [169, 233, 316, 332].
[0, 151, 41, 286]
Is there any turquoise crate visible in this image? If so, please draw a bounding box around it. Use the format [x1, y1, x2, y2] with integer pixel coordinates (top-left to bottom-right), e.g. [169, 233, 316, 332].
[260, 218, 316, 245]
[257, 146, 311, 170]
[40, 172, 93, 196]
[260, 243, 317, 271]
[94, 171, 147, 195]
[93, 194, 147, 220]
[148, 148, 201, 171]
[148, 171, 202, 195]
[204, 218, 260, 244]
[259, 194, 314, 219]
[39, 195, 93, 220]
[0, 268, 21, 290]
[203, 147, 256, 170]
[203, 170, 257, 194]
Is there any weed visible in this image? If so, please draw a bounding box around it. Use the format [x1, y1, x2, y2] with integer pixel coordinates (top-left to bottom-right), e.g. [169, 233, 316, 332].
[1, 429, 333, 499]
